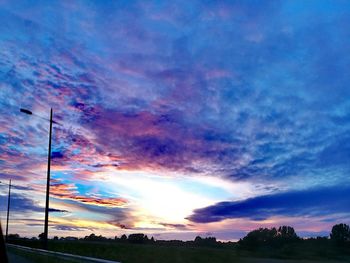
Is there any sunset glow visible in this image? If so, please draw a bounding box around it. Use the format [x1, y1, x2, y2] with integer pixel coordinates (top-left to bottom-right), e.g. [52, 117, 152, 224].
[0, 0, 350, 241]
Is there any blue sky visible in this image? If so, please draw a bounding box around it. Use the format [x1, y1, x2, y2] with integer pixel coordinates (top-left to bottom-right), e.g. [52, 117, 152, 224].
[0, 0, 349, 240]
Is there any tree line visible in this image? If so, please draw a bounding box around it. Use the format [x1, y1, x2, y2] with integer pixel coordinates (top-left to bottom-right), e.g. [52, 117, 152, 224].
[238, 224, 350, 249]
[7, 223, 349, 260]
[8, 223, 350, 248]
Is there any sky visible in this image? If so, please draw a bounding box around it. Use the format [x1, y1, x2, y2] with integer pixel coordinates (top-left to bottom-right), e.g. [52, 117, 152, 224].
[0, 0, 349, 241]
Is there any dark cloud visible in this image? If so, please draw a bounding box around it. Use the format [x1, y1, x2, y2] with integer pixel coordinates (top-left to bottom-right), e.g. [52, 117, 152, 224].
[53, 225, 94, 231]
[188, 185, 350, 223]
[158, 223, 189, 230]
[108, 221, 132, 230]
[0, 193, 43, 213]
[11, 185, 35, 191]
[52, 151, 64, 159]
[48, 208, 68, 213]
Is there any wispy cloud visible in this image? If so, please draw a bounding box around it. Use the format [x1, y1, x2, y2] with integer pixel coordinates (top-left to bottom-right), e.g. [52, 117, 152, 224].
[50, 180, 127, 208]
[53, 225, 94, 232]
[0, 0, 350, 239]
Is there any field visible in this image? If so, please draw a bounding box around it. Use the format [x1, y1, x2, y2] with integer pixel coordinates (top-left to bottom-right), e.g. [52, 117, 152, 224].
[7, 246, 349, 263]
[7, 246, 78, 263]
[7, 239, 350, 263]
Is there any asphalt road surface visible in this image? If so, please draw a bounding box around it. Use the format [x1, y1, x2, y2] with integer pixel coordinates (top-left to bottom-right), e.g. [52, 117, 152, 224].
[8, 251, 34, 263]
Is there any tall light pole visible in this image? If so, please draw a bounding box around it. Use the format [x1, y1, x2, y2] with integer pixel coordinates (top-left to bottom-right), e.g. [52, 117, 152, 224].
[0, 180, 12, 241]
[20, 108, 53, 250]
[5, 179, 11, 241]
[44, 108, 53, 250]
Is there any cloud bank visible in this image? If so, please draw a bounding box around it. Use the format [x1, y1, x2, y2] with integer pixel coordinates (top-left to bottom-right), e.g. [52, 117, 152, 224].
[188, 185, 350, 223]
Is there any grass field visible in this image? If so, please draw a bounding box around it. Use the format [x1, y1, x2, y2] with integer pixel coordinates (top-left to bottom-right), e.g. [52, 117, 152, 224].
[8, 247, 348, 263]
[7, 246, 78, 263]
[7, 240, 350, 263]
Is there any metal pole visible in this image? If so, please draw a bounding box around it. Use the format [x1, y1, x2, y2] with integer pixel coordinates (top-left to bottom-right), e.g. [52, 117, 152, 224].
[43, 108, 53, 249]
[5, 179, 11, 241]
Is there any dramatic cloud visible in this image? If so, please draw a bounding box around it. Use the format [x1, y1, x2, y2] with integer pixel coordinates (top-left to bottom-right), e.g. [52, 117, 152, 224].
[50, 180, 127, 208]
[48, 208, 68, 213]
[188, 185, 350, 223]
[0, 0, 350, 239]
[0, 193, 43, 213]
[0, 193, 66, 214]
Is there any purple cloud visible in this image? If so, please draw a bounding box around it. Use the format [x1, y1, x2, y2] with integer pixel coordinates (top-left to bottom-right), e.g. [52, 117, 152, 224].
[188, 185, 350, 223]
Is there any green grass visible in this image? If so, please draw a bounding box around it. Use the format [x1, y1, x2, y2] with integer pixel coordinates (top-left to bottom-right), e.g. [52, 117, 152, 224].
[7, 246, 79, 263]
[49, 242, 241, 263]
[7, 240, 350, 263]
[8, 241, 242, 263]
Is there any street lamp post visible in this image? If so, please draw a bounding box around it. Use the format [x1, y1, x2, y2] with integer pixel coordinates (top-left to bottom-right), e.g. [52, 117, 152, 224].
[43, 108, 53, 250]
[20, 108, 53, 250]
[0, 180, 12, 241]
[5, 179, 11, 241]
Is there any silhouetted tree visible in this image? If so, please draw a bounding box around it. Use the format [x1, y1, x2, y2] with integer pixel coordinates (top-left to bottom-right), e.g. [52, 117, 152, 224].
[194, 236, 217, 247]
[194, 236, 202, 243]
[239, 227, 277, 249]
[277, 226, 298, 240]
[128, 233, 148, 244]
[120, 234, 127, 241]
[53, 236, 59, 241]
[84, 233, 96, 240]
[7, 234, 20, 240]
[238, 226, 299, 250]
[276, 226, 299, 248]
[38, 233, 45, 241]
[83, 233, 107, 241]
[330, 223, 350, 245]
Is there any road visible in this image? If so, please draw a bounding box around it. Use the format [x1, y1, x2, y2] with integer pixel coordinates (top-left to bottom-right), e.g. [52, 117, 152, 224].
[8, 251, 34, 263]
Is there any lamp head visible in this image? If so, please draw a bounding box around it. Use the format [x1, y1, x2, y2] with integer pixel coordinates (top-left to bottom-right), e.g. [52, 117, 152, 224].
[20, 108, 33, 115]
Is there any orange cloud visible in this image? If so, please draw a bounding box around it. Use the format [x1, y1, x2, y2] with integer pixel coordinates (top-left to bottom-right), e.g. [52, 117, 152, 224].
[50, 179, 127, 207]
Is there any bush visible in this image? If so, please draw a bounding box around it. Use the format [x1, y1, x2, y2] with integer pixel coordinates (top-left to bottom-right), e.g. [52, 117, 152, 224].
[238, 226, 299, 250]
[330, 223, 350, 245]
[128, 233, 149, 244]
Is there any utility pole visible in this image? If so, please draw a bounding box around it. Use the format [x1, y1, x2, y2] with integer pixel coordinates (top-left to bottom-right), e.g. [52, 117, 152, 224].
[20, 107, 55, 250]
[43, 108, 53, 250]
[5, 179, 11, 241]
